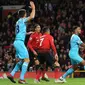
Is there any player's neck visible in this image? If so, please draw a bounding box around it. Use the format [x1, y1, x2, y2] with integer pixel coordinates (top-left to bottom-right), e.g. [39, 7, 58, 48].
[44, 32, 49, 34]
[35, 31, 40, 34]
[74, 32, 79, 35]
[20, 16, 25, 19]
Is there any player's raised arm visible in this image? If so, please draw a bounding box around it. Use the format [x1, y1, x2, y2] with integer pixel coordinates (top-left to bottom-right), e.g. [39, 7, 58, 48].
[28, 1, 35, 21]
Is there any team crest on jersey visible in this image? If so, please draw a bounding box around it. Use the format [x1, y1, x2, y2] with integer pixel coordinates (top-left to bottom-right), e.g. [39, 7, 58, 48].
[29, 37, 32, 40]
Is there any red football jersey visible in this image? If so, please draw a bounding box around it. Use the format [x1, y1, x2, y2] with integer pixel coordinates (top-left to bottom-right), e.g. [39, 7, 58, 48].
[38, 33, 57, 55]
[27, 32, 42, 52]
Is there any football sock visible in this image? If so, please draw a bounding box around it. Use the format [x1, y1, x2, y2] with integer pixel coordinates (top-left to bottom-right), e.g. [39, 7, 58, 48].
[11, 61, 22, 77]
[42, 70, 46, 78]
[41, 64, 46, 78]
[36, 69, 42, 80]
[54, 66, 60, 79]
[62, 68, 74, 79]
[20, 62, 29, 80]
[36, 65, 42, 80]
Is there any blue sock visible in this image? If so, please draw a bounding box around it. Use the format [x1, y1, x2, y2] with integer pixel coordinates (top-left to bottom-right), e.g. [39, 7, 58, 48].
[84, 66, 85, 70]
[11, 61, 22, 76]
[20, 62, 29, 80]
[62, 68, 74, 79]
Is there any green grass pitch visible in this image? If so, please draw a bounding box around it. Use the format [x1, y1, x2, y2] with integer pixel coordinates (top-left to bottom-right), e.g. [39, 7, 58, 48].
[0, 78, 85, 85]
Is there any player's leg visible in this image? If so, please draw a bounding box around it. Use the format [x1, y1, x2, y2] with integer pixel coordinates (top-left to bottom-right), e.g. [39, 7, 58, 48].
[34, 54, 49, 82]
[40, 63, 49, 81]
[7, 41, 23, 83]
[28, 50, 35, 70]
[57, 55, 83, 82]
[46, 53, 60, 82]
[36, 52, 49, 82]
[19, 58, 30, 84]
[54, 61, 61, 81]
[18, 42, 30, 84]
[10, 59, 23, 77]
[62, 65, 78, 79]
[7, 59, 23, 83]
[41, 55, 47, 80]
[56, 53, 83, 83]
[34, 53, 42, 83]
[62, 59, 77, 79]
[70, 54, 85, 70]
[43, 52, 55, 82]
[55, 60, 76, 83]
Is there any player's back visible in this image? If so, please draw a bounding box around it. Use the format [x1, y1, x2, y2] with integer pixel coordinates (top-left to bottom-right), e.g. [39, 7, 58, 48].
[70, 34, 82, 53]
[15, 18, 27, 41]
[39, 34, 52, 50]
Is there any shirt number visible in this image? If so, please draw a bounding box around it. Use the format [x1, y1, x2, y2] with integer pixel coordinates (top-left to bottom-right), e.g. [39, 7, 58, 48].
[40, 38, 44, 46]
[16, 25, 19, 34]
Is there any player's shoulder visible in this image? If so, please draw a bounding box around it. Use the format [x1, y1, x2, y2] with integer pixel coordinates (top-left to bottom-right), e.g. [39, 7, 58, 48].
[71, 34, 78, 38]
[71, 34, 80, 40]
[30, 33, 35, 37]
[17, 18, 27, 23]
[16, 18, 22, 24]
[29, 33, 34, 40]
[16, 19, 19, 24]
[32, 32, 37, 36]
[45, 34, 53, 40]
[74, 34, 80, 39]
[48, 34, 53, 38]
[30, 32, 37, 37]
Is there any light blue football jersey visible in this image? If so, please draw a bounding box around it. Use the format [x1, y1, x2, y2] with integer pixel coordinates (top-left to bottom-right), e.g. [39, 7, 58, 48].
[15, 17, 28, 41]
[70, 34, 83, 53]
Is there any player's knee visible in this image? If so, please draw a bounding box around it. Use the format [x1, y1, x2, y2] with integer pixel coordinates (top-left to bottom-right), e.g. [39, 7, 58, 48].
[34, 57, 40, 65]
[54, 61, 60, 67]
[24, 58, 30, 63]
[35, 60, 40, 65]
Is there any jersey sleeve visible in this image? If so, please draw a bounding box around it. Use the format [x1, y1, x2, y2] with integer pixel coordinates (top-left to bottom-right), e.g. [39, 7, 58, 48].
[76, 36, 83, 45]
[49, 36, 57, 55]
[23, 17, 30, 23]
[27, 34, 35, 53]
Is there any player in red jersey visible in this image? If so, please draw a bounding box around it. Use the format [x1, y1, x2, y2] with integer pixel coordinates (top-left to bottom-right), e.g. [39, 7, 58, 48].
[27, 24, 49, 83]
[36, 27, 60, 82]
[27, 24, 42, 56]
[27, 24, 41, 67]
[39, 29, 57, 56]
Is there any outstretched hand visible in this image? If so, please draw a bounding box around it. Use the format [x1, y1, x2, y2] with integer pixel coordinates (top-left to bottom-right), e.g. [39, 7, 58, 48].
[30, 1, 35, 9]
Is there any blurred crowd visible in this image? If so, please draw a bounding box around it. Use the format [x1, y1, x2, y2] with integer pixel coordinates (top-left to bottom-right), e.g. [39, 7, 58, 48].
[0, 0, 25, 5]
[0, 0, 85, 72]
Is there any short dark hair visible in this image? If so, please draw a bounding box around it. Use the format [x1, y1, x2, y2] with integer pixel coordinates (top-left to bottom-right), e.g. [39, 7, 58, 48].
[18, 9, 26, 18]
[43, 27, 50, 33]
[34, 24, 40, 29]
[72, 25, 80, 31]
